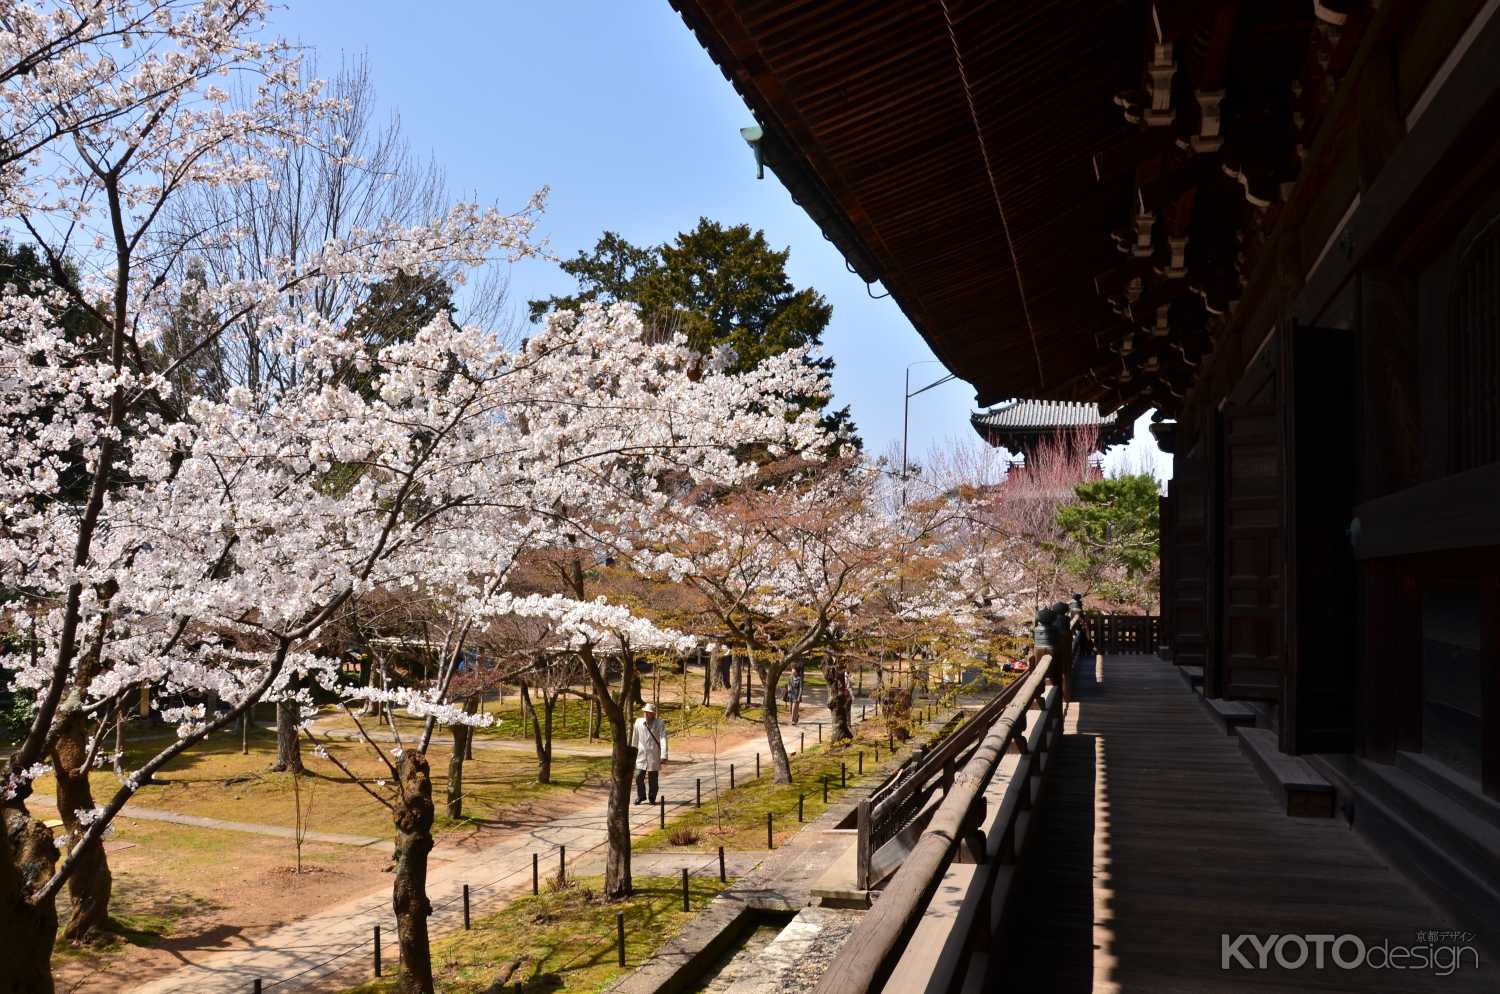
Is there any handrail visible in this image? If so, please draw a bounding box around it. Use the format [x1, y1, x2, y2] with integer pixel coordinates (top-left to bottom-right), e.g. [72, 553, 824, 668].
[856, 671, 1029, 889]
[816, 655, 1055, 994]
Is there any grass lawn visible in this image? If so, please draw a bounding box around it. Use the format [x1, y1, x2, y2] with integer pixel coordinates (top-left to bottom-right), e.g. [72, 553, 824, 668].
[340, 875, 728, 994]
[29, 724, 613, 840]
[477, 696, 773, 744]
[631, 720, 923, 852]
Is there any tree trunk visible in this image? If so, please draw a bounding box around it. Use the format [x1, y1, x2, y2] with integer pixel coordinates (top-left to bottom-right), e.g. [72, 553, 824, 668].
[50, 710, 112, 943]
[760, 663, 792, 784]
[272, 699, 302, 774]
[604, 727, 634, 900]
[590, 690, 603, 739]
[541, 694, 555, 784]
[0, 802, 60, 993]
[579, 642, 634, 901]
[725, 654, 743, 719]
[445, 694, 479, 820]
[521, 682, 553, 785]
[827, 660, 855, 743]
[700, 649, 711, 706]
[392, 752, 435, 994]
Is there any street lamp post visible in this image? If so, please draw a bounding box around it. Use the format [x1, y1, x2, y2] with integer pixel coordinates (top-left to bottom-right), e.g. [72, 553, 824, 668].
[901, 361, 956, 506]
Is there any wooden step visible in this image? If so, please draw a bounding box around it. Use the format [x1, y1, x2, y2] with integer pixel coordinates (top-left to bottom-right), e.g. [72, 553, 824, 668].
[1176, 664, 1203, 689]
[1199, 695, 1256, 734]
[1236, 727, 1334, 817]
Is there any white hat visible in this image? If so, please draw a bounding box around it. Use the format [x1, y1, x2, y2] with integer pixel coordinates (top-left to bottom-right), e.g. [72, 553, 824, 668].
[642, 701, 657, 713]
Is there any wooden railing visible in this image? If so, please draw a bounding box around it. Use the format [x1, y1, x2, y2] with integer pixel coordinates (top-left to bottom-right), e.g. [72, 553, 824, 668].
[817, 656, 1063, 994]
[1085, 613, 1161, 654]
[855, 675, 1027, 890]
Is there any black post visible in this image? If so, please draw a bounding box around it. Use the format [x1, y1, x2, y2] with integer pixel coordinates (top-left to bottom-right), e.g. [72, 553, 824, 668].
[800, 730, 805, 754]
[682, 867, 690, 911]
[817, 723, 822, 744]
[463, 883, 471, 929]
[696, 777, 701, 807]
[373, 924, 381, 977]
[660, 796, 666, 829]
[875, 745, 880, 763]
[767, 811, 773, 850]
[798, 793, 804, 822]
[756, 752, 760, 779]
[718, 845, 726, 882]
[730, 763, 735, 790]
[861, 704, 866, 721]
[858, 751, 864, 775]
[254, 982, 262, 994]
[559, 845, 566, 885]
[616, 911, 626, 967]
[841, 762, 847, 788]
[822, 775, 828, 804]
[533, 852, 539, 895]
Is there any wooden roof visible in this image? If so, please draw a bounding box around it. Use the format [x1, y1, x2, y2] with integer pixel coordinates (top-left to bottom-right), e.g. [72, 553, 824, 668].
[669, 0, 1142, 407]
[669, 1, 1368, 427]
[971, 398, 1131, 449]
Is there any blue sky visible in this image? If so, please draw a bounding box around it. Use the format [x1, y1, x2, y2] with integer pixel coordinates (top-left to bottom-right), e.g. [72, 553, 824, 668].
[273, 2, 1168, 479]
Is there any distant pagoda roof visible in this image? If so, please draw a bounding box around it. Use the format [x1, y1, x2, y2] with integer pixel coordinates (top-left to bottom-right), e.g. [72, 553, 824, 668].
[971, 399, 1132, 451]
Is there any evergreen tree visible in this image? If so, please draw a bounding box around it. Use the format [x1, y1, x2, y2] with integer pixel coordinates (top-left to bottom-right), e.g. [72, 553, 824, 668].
[530, 219, 858, 448]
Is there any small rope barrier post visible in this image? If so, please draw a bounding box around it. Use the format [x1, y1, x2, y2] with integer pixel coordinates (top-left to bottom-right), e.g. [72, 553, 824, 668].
[755, 752, 760, 779]
[682, 867, 690, 911]
[822, 775, 828, 804]
[659, 796, 666, 829]
[254, 981, 262, 994]
[533, 852, 539, 895]
[730, 762, 735, 789]
[875, 745, 880, 763]
[798, 793, 804, 822]
[559, 845, 566, 886]
[463, 883, 471, 929]
[373, 923, 381, 977]
[800, 730, 805, 754]
[817, 723, 822, 743]
[616, 911, 626, 967]
[858, 751, 864, 774]
[695, 777, 701, 807]
[767, 811, 773, 850]
[861, 704, 866, 721]
[718, 845, 726, 882]
[841, 762, 847, 788]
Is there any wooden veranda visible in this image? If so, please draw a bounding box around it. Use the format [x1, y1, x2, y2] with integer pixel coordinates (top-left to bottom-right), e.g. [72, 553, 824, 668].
[1000, 653, 1496, 993]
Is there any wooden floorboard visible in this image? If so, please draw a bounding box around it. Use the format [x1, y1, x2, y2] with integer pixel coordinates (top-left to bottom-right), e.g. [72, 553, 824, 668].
[998, 653, 1497, 993]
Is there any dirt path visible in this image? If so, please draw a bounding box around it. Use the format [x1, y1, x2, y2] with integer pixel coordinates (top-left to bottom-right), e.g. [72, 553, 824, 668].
[119, 706, 854, 994]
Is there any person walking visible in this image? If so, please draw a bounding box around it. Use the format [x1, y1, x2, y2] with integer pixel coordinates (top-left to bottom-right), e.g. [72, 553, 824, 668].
[632, 701, 668, 804]
[785, 665, 805, 725]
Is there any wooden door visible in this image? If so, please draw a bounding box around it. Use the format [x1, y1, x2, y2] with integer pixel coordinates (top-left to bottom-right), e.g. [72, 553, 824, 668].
[1283, 325, 1358, 753]
[1220, 338, 1283, 701]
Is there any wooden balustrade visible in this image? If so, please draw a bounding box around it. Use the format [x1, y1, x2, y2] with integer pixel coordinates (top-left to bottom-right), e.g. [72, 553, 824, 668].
[855, 673, 1026, 890]
[816, 656, 1062, 994]
[1085, 613, 1161, 654]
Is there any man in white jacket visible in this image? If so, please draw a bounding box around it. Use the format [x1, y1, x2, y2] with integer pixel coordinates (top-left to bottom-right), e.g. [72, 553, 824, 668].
[632, 701, 668, 805]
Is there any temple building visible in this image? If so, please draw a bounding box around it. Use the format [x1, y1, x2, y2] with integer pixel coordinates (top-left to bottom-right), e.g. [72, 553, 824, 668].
[670, 0, 1500, 989]
[970, 397, 1131, 458]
